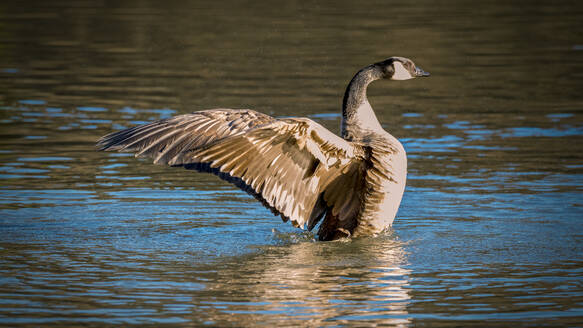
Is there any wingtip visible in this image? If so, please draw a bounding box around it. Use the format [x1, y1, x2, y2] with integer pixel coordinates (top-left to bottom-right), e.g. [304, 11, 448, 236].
[95, 129, 129, 152]
[95, 136, 123, 152]
[95, 135, 114, 151]
[95, 137, 108, 151]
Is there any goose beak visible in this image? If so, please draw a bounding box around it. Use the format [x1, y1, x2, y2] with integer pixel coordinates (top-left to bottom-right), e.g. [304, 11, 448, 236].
[415, 66, 430, 77]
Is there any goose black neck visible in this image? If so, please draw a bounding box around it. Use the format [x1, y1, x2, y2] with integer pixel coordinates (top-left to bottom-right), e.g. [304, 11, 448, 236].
[342, 64, 384, 119]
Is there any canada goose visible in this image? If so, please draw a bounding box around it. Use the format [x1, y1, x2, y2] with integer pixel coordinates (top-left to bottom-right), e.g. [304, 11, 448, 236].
[97, 57, 429, 241]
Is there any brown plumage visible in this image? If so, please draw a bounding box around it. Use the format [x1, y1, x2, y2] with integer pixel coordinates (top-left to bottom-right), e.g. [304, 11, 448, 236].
[97, 57, 429, 240]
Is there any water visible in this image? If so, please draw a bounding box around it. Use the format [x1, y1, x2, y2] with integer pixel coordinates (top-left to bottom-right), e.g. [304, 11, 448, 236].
[1, 0, 583, 326]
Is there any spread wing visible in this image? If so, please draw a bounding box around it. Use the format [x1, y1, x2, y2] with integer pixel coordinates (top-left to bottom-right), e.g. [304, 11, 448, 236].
[97, 109, 367, 230]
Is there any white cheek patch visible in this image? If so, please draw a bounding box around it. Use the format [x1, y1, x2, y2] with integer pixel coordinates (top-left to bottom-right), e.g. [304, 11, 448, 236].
[391, 61, 413, 80]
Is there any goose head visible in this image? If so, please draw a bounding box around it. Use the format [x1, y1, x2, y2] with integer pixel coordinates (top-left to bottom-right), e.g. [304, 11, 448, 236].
[378, 57, 430, 81]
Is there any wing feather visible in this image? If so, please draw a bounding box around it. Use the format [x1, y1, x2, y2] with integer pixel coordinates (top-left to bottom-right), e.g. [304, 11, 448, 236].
[97, 109, 275, 155]
[98, 109, 369, 232]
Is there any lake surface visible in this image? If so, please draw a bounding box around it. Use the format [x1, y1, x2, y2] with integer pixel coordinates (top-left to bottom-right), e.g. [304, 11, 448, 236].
[1, 0, 583, 326]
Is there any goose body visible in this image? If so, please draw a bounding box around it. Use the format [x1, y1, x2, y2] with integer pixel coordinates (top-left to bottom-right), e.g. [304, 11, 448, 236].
[97, 57, 429, 241]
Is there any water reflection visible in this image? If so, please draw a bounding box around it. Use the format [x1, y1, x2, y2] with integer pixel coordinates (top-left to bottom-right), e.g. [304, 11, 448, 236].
[193, 233, 412, 326]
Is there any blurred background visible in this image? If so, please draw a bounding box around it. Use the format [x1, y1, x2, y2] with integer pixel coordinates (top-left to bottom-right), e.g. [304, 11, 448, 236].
[0, 0, 582, 326]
